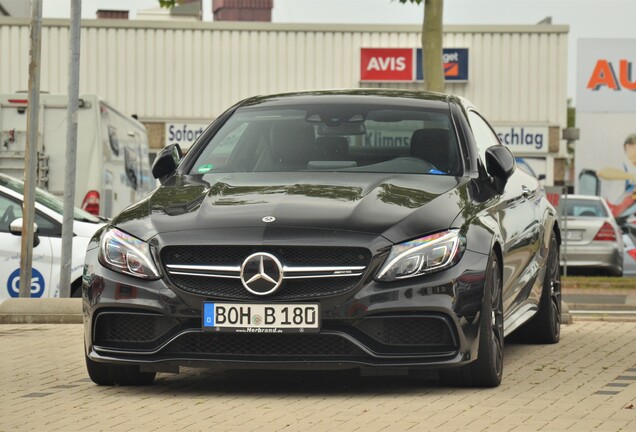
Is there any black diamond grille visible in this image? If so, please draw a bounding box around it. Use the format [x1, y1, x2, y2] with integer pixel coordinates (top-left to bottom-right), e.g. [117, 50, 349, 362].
[357, 317, 454, 346]
[164, 332, 364, 357]
[166, 275, 362, 300]
[94, 313, 179, 349]
[161, 245, 371, 299]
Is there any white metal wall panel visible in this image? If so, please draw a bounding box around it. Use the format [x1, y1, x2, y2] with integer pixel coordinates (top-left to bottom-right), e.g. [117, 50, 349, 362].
[0, 19, 567, 129]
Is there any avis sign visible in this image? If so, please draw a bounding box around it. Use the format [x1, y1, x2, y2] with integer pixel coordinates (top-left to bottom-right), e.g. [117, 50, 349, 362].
[360, 48, 469, 82]
[360, 48, 414, 81]
[577, 39, 636, 112]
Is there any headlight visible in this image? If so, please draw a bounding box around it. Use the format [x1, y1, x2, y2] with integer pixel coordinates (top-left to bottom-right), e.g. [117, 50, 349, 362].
[375, 229, 464, 282]
[98, 227, 160, 279]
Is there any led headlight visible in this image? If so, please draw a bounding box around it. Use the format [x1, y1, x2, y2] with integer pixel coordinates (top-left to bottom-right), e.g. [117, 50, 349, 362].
[98, 227, 160, 279]
[376, 229, 464, 282]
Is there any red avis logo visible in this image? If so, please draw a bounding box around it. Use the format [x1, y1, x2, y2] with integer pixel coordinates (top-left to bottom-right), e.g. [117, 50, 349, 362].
[360, 48, 414, 81]
[366, 57, 407, 72]
[587, 59, 636, 91]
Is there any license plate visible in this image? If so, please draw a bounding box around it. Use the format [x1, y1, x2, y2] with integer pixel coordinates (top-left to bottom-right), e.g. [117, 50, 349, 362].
[566, 230, 584, 241]
[202, 303, 320, 333]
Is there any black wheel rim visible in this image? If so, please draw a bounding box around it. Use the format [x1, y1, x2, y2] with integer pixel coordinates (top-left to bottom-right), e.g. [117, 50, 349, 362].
[549, 239, 562, 339]
[491, 260, 504, 377]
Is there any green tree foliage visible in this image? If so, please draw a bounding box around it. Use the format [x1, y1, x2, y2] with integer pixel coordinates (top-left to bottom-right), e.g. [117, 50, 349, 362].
[158, 0, 180, 8]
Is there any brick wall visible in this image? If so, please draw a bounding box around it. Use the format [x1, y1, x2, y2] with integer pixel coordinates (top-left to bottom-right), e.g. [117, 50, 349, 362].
[96, 10, 129, 19]
[143, 122, 165, 151]
[212, 0, 272, 21]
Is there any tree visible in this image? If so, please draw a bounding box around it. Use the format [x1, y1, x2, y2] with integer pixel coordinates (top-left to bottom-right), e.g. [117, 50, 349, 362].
[398, 0, 444, 92]
[158, 0, 180, 8]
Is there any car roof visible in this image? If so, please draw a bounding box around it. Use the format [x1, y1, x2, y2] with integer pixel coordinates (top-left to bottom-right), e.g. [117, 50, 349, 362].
[237, 89, 462, 110]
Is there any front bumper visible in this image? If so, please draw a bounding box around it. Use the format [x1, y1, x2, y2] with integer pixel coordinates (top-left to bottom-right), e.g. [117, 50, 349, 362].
[83, 247, 490, 371]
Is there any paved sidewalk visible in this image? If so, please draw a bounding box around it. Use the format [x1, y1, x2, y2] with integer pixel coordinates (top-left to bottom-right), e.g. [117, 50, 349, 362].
[1, 322, 635, 431]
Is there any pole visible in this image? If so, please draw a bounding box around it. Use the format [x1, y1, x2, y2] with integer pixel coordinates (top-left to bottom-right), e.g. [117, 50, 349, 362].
[19, 0, 43, 298]
[562, 191, 568, 277]
[59, 0, 83, 298]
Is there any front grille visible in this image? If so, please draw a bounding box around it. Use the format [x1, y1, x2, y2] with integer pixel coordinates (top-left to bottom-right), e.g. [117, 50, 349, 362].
[357, 316, 455, 346]
[94, 313, 180, 350]
[163, 332, 365, 357]
[161, 245, 371, 299]
[166, 275, 362, 299]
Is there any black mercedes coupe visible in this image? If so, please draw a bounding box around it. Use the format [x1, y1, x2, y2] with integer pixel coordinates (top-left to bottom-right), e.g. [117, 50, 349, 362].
[83, 90, 561, 388]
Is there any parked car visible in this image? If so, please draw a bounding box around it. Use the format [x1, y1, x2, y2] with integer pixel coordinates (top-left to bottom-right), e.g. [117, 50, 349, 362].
[558, 195, 623, 276]
[621, 233, 636, 276]
[83, 90, 561, 388]
[0, 173, 105, 299]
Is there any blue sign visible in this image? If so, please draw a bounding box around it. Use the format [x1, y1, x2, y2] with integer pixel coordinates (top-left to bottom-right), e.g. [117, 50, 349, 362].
[416, 48, 469, 82]
[7, 268, 46, 298]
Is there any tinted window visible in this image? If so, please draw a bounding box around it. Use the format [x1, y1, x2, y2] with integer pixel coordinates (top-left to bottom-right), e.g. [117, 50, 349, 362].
[190, 105, 462, 176]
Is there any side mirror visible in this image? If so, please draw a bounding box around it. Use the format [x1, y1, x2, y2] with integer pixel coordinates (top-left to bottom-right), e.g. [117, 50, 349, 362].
[485, 145, 516, 193]
[152, 143, 183, 182]
[9, 218, 40, 247]
[485, 146, 515, 179]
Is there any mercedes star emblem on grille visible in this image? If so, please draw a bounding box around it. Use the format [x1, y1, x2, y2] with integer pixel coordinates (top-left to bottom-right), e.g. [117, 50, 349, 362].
[240, 252, 284, 296]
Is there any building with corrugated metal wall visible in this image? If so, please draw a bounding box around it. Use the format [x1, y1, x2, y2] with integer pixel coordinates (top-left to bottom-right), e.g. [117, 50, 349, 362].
[0, 17, 568, 184]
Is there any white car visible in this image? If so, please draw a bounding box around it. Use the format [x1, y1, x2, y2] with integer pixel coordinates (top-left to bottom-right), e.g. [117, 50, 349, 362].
[0, 173, 105, 299]
[559, 194, 624, 276]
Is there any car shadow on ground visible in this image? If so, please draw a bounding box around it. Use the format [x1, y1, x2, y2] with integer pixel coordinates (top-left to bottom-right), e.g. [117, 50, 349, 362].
[154, 368, 439, 395]
[126, 340, 531, 396]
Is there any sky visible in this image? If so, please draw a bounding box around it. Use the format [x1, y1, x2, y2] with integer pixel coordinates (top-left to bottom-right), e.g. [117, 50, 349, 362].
[41, 0, 636, 103]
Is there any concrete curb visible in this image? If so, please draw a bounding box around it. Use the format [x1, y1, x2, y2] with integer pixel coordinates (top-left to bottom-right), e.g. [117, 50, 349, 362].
[0, 298, 82, 324]
[561, 301, 573, 325]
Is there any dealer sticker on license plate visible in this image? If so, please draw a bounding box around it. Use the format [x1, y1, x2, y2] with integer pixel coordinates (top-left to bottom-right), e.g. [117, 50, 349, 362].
[202, 303, 320, 333]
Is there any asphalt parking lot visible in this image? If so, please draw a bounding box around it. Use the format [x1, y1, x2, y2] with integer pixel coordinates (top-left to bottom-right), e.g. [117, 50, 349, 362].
[1, 322, 635, 431]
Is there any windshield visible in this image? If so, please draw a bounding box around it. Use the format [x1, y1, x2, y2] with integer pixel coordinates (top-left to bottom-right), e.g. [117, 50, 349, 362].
[0, 175, 101, 223]
[189, 104, 462, 176]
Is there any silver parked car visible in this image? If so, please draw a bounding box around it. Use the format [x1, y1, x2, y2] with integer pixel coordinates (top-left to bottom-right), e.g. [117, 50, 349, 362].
[559, 195, 623, 276]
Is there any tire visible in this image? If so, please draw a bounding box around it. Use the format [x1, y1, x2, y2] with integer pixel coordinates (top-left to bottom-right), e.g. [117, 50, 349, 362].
[85, 353, 156, 386]
[440, 252, 503, 388]
[514, 234, 561, 344]
[608, 267, 623, 277]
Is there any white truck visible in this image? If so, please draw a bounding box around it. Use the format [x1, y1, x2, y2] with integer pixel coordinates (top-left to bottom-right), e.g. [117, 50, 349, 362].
[0, 93, 154, 218]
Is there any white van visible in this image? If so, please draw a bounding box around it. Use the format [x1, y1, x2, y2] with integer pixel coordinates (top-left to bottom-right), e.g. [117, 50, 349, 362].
[0, 93, 154, 218]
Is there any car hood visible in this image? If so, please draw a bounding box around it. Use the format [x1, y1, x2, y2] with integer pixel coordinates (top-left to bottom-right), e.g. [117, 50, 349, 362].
[112, 172, 470, 243]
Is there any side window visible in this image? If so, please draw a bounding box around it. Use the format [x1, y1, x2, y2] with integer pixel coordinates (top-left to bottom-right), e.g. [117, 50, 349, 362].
[468, 111, 501, 161]
[0, 193, 60, 236]
[0, 194, 22, 232]
[35, 212, 61, 237]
